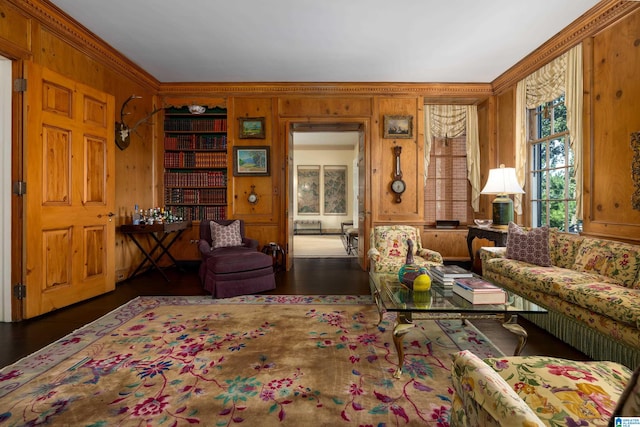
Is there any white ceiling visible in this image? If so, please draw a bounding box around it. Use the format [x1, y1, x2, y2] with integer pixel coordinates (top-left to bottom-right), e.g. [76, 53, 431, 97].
[49, 0, 601, 83]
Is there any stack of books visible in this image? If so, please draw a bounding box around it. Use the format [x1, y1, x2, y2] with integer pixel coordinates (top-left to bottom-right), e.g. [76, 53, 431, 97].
[452, 277, 507, 304]
[430, 265, 473, 287]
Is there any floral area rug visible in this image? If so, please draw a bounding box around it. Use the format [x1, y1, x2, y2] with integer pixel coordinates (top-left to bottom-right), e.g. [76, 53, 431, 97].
[0, 295, 502, 426]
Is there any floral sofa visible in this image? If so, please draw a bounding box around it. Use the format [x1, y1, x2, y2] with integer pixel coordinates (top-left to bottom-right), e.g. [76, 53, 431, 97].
[480, 227, 640, 369]
[450, 349, 639, 426]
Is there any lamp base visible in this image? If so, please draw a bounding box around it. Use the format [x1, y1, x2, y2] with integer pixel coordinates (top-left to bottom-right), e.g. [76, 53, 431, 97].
[492, 195, 513, 229]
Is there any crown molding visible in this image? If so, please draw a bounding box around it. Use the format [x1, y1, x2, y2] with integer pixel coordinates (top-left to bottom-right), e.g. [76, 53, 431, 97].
[492, 0, 640, 94]
[12, 0, 160, 91]
[158, 81, 494, 100]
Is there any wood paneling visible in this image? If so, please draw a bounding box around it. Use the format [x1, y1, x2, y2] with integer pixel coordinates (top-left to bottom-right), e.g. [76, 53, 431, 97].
[230, 97, 278, 225]
[372, 97, 423, 222]
[0, 1, 31, 56]
[4, 0, 640, 293]
[421, 229, 469, 261]
[583, 8, 640, 241]
[278, 97, 372, 117]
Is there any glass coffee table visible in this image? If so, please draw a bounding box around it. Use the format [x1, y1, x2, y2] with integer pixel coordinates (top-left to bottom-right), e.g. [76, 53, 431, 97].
[370, 272, 547, 378]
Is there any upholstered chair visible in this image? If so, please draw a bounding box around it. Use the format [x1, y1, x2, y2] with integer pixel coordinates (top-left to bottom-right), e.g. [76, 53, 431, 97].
[367, 225, 443, 274]
[198, 219, 276, 298]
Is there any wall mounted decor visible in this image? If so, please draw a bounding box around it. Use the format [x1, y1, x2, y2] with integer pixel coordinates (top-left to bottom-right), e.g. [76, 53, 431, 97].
[632, 131, 640, 211]
[323, 165, 347, 215]
[233, 146, 270, 176]
[383, 115, 413, 139]
[297, 165, 320, 214]
[238, 117, 265, 139]
[115, 95, 161, 150]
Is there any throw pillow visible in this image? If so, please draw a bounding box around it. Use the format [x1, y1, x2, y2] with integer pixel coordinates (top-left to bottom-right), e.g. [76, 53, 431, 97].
[573, 239, 640, 289]
[609, 365, 640, 425]
[210, 220, 243, 249]
[506, 222, 551, 266]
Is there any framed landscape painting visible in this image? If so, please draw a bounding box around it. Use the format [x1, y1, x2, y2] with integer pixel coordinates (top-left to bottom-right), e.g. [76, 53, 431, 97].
[238, 117, 266, 139]
[297, 165, 320, 214]
[323, 165, 347, 215]
[233, 146, 270, 176]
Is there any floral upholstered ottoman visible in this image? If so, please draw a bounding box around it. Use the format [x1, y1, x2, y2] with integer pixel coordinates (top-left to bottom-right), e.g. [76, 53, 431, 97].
[450, 350, 640, 427]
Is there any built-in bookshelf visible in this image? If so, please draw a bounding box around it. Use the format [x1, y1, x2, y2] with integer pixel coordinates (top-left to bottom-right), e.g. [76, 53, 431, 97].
[163, 106, 228, 221]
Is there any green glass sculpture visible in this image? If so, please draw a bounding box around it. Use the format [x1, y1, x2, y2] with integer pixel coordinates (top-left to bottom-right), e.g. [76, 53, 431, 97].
[397, 239, 427, 289]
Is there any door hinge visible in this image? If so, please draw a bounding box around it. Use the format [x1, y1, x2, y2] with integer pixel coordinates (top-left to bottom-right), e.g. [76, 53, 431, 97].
[13, 78, 27, 92]
[14, 283, 26, 300]
[13, 181, 26, 195]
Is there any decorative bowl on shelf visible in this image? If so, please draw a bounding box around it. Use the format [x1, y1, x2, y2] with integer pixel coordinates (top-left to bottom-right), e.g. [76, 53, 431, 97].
[474, 219, 493, 228]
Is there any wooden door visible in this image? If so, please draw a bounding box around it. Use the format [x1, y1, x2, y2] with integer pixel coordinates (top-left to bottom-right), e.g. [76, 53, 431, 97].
[24, 63, 115, 318]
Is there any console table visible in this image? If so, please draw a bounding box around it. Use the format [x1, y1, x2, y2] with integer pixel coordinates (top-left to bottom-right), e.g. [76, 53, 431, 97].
[119, 221, 191, 282]
[467, 226, 508, 265]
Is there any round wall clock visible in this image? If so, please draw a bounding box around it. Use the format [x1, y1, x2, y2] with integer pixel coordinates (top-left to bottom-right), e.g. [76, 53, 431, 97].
[391, 146, 405, 203]
[248, 185, 259, 204]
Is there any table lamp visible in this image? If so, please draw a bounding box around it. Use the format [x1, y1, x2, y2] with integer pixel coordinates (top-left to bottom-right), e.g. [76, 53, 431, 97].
[480, 164, 524, 228]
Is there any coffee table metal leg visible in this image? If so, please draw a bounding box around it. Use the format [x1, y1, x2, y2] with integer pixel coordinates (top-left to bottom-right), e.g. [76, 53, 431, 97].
[501, 315, 528, 356]
[392, 313, 414, 379]
[371, 288, 384, 326]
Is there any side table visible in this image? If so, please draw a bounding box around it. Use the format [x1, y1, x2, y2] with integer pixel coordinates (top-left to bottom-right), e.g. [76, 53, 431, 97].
[467, 226, 508, 266]
[119, 221, 191, 282]
[261, 243, 285, 272]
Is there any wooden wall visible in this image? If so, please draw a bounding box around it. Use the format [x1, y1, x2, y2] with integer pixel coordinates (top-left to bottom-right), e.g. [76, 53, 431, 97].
[1, 0, 161, 281]
[582, 9, 640, 241]
[3, 0, 640, 293]
[493, 7, 640, 243]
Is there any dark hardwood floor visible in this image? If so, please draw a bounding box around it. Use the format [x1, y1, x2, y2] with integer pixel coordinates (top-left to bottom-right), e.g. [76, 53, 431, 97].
[1, 257, 589, 368]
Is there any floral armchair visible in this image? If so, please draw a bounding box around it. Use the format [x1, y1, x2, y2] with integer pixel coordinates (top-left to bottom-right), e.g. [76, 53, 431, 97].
[367, 225, 443, 274]
[450, 350, 639, 427]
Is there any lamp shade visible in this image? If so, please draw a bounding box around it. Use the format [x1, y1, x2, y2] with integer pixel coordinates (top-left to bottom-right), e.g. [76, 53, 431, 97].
[481, 165, 524, 195]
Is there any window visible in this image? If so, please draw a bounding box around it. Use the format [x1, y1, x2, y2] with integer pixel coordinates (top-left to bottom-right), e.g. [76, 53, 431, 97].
[424, 135, 472, 225]
[527, 95, 580, 232]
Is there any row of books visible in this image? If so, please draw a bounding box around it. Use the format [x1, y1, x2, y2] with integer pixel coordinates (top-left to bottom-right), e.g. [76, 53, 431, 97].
[164, 135, 227, 150]
[164, 152, 227, 168]
[164, 188, 226, 205]
[452, 277, 507, 305]
[166, 205, 226, 221]
[164, 171, 227, 187]
[164, 118, 227, 132]
[430, 264, 472, 287]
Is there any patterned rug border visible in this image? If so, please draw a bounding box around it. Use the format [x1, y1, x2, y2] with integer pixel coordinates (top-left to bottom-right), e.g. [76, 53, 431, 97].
[0, 294, 503, 399]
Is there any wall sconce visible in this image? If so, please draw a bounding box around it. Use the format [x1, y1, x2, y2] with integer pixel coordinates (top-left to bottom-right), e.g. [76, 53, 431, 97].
[115, 95, 161, 150]
[188, 104, 206, 115]
[480, 164, 525, 228]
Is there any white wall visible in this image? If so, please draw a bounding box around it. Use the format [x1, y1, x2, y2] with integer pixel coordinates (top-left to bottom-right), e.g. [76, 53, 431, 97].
[1, 56, 11, 322]
[293, 144, 357, 233]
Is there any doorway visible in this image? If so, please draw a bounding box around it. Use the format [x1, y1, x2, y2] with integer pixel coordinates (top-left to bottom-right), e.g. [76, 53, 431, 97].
[292, 130, 359, 258]
[285, 120, 367, 271]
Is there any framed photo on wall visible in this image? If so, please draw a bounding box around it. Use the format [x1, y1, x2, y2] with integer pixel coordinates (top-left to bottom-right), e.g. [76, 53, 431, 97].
[383, 115, 413, 139]
[323, 165, 347, 215]
[238, 117, 266, 139]
[233, 146, 270, 176]
[297, 165, 320, 214]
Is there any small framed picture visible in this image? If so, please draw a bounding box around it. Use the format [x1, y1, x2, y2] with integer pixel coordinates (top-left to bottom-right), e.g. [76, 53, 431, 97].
[238, 117, 265, 139]
[383, 115, 413, 139]
[233, 146, 270, 176]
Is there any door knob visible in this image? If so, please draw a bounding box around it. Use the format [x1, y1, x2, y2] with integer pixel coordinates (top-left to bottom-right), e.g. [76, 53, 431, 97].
[98, 212, 116, 222]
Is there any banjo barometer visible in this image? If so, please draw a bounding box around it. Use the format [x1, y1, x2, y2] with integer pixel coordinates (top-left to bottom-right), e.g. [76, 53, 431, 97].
[390, 146, 406, 203]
